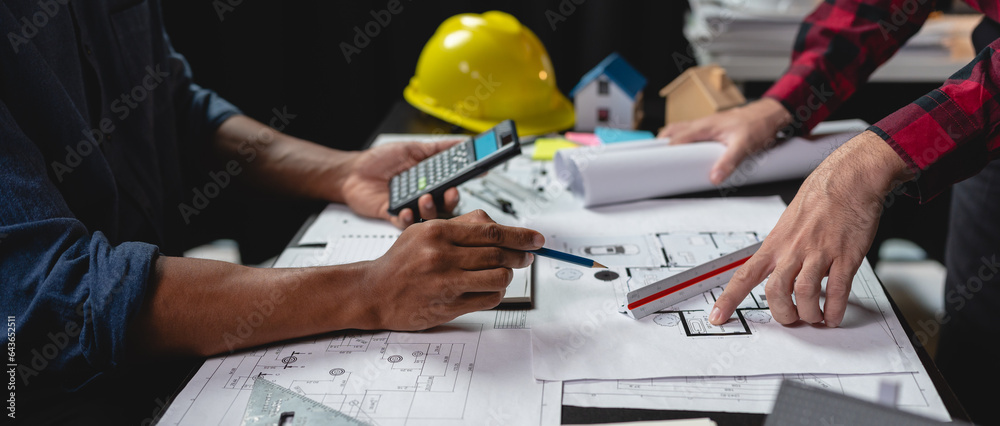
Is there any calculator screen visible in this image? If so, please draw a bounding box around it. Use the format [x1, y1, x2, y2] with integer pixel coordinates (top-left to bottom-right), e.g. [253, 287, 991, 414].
[473, 130, 498, 160]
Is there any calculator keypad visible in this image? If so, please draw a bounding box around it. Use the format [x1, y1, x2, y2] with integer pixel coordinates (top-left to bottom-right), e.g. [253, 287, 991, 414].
[390, 141, 473, 206]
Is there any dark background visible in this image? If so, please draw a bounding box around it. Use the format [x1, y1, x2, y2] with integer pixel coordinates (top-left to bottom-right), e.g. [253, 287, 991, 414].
[161, 1, 693, 150]
[160, 0, 950, 265]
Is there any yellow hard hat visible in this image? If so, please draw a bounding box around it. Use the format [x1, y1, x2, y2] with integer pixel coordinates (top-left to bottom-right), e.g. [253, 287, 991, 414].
[404, 11, 575, 136]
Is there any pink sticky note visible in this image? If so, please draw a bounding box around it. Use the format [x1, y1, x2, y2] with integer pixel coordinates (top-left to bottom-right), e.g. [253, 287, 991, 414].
[564, 132, 601, 146]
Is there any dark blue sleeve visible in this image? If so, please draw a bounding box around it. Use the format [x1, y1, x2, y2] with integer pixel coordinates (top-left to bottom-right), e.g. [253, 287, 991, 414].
[0, 100, 158, 395]
[161, 27, 243, 142]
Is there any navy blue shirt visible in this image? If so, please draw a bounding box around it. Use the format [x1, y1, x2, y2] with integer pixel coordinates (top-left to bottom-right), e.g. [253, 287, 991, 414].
[0, 0, 240, 400]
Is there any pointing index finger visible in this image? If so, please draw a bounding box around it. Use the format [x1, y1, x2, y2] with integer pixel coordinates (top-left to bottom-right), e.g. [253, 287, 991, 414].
[710, 253, 772, 325]
[455, 222, 544, 250]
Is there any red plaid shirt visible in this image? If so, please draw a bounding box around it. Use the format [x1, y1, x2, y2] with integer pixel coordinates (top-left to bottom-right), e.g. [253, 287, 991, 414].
[764, 0, 1000, 201]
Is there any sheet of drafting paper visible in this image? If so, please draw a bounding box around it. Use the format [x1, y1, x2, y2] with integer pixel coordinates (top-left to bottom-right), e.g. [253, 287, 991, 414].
[289, 204, 530, 303]
[562, 370, 951, 422]
[554, 120, 867, 207]
[159, 310, 553, 426]
[526, 197, 923, 381]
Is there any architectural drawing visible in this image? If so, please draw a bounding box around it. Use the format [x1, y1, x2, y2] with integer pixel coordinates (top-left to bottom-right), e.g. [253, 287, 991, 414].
[531, 224, 923, 380]
[160, 322, 554, 426]
[562, 371, 950, 421]
[555, 234, 664, 268]
[187, 328, 478, 425]
[561, 231, 772, 337]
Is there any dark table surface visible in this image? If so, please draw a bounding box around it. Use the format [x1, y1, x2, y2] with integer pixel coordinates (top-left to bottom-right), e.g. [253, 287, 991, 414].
[361, 100, 971, 425]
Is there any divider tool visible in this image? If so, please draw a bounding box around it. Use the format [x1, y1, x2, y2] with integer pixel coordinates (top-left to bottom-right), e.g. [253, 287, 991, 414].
[625, 241, 763, 320]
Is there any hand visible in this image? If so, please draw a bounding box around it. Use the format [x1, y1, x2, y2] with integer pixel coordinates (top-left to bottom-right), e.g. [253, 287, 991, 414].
[342, 140, 462, 228]
[356, 210, 544, 330]
[708, 131, 913, 327]
[658, 98, 792, 185]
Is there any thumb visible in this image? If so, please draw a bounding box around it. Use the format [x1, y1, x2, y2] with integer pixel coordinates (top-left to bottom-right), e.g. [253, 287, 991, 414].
[415, 139, 463, 159]
[709, 142, 749, 185]
[666, 122, 716, 146]
[387, 207, 415, 229]
[658, 122, 685, 139]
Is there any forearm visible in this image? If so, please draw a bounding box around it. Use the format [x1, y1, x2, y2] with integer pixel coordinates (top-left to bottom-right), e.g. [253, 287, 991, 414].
[869, 37, 1000, 202]
[764, 0, 933, 133]
[811, 130, 914, 206]
[213, 114, 359, 202]
[129, 256, 373, 357]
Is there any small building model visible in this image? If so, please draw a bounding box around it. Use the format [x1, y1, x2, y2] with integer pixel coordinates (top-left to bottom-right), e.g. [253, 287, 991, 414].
[570, 53, 647, 131]
[659, 65, 745, 125]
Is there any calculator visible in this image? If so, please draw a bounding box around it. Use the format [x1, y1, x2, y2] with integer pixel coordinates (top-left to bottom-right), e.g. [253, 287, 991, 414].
[388, 120, 521, 216]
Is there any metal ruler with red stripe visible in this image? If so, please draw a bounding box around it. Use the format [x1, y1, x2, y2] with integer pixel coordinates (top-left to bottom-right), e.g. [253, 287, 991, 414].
[625, 241, 763, 320]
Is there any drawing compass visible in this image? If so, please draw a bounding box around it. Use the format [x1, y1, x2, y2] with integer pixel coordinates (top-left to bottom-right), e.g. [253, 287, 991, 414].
[241, 377, 369, 426]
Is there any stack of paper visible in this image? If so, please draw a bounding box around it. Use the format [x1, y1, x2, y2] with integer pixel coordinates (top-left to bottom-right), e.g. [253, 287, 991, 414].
[687, 0, 978, 78]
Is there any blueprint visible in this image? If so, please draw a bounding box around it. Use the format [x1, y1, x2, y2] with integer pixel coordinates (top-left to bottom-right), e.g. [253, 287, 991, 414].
[562, 370, 950, 422]
[158, 314, 559, 426]
[526, 198, 924, 381]
[161, 195, 561, 425]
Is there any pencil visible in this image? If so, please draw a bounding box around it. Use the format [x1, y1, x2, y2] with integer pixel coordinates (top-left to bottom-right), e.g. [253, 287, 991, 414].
[529, 247, 607, 269]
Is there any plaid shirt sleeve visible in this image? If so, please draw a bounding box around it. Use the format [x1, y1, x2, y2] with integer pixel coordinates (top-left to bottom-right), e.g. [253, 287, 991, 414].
[763, 0, 935, 133]
[870, 40, 1000, 201]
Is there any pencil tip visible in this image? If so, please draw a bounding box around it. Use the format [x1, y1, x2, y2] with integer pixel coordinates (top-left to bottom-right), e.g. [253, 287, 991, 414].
[593, 262, 607, 269]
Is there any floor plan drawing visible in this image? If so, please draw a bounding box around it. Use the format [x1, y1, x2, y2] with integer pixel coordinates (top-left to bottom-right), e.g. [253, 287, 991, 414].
[160, 321, 552, 426]
[530, 224, 924, 380]
[562, 370, 950, 421]
[559, 231, 772, 338]
[588, 231, 912, 343]
[166, 327, 480, 425]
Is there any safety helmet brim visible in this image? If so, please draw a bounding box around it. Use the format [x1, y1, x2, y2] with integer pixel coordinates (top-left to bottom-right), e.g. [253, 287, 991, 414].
[404, 83, 574, 136]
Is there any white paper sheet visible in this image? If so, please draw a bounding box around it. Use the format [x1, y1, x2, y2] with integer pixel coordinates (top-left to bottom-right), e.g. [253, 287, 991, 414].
[554, 120, 868, 207]
[562, 370, 950, 422]
[540, 380, 563, 426]
[526, 197, 923, 381]
[168, 228, 554, 426]
[289, 204, 531, 304]
[297, 204, 395, 246]
[158, 318, 549, 425]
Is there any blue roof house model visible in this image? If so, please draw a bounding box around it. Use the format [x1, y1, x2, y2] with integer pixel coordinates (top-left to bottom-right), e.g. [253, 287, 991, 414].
[570, 52, 647, 131]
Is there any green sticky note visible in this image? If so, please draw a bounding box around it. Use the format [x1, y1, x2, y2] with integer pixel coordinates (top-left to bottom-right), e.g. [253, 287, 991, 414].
[418, 176, 427, 190]
[532, 138, 578, 161]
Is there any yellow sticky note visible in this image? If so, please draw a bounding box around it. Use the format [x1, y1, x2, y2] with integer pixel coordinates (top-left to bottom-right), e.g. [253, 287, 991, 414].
[532, 138, 578, 161]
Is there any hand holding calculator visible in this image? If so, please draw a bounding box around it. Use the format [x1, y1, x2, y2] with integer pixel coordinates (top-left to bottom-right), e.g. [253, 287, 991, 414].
[388, 120, 521, 216]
